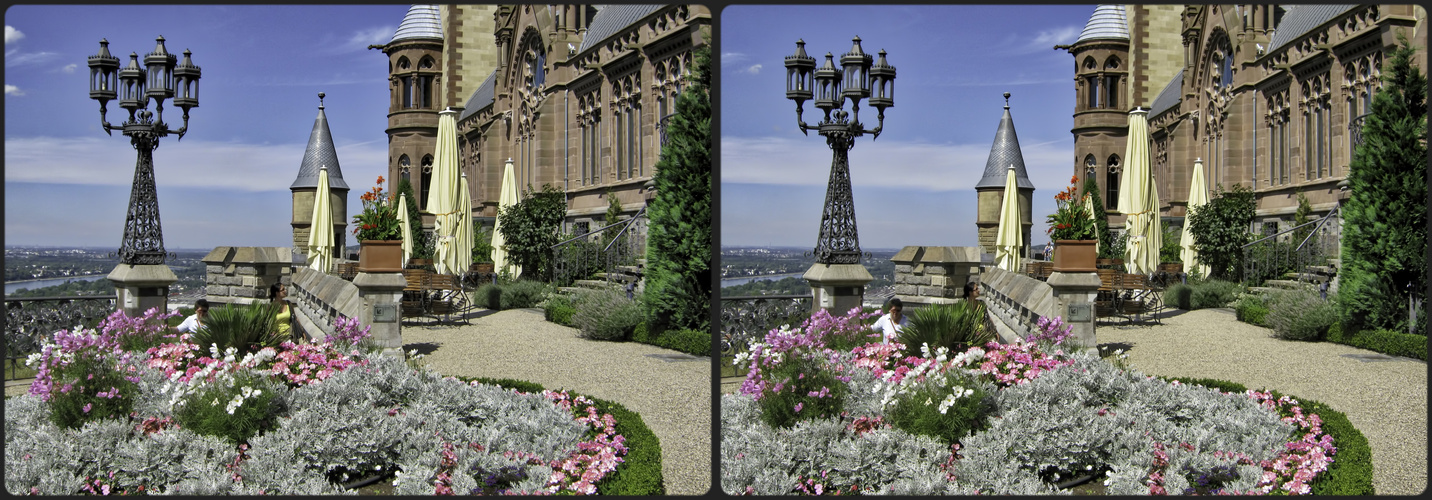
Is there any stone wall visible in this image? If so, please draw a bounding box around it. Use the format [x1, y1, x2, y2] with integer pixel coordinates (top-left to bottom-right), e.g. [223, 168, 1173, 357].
[288, 267, 363, 343]
[978, 265, 1059, 342]
[891, 246, 982, 307]
[202, 247, 295, 306]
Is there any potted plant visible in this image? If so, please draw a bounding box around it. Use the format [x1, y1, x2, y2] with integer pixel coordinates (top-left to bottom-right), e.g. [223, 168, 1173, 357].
[1045, 176, 1099, 272]
[351, 176, 404, 272]
[472, 222, 494, 274]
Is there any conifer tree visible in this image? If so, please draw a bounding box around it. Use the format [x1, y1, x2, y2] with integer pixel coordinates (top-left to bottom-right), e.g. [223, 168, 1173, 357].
[395, 178, 430, 259]
[1339, 33, 1426, 336]
[643, 44, 712, 334]
[1081, 174, 1113, 258]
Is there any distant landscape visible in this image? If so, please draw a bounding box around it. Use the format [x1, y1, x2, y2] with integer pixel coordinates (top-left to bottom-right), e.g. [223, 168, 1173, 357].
[720, 246, 897, 299]
[3, 246, 209, 300]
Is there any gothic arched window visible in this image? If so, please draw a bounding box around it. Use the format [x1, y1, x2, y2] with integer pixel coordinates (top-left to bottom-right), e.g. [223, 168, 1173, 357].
[1106, 155, 1121, 210]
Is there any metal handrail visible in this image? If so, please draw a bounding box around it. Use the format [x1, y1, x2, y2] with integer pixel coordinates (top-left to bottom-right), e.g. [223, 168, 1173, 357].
[1241, 201, 1341, 286]
[550, 205, 648, 287]
[604, 205, 647, 253]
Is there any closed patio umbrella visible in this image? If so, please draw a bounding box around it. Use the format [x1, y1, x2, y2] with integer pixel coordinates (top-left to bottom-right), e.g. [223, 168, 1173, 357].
[995, 165, 1023, 271]
[397, 193, 413, 263]
[427, 108, 461, 275]
[491, 159, 521, 277]
[1117, 108, 1159, 275]
[307, 166, 335, 273]
[1082, 191, 1100, 256]
[1180, 158, 1210, 278]
[455, 171, 474, 274]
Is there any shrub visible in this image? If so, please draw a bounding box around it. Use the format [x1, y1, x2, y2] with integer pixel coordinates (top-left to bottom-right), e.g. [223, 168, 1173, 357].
[193, 301, 286, 354]
[473, 282, 503, 310]
[543, 293, 576, 326]
[885, 371, 988, 445]
[1187, 183, 1257, 280]
[1265, 289, 1337, 341]
[1325, 323, 1428, 360]
[1232, 293, 1270, 327]
[496, 184, 567, 281]
[500, 280, 550, 310]
[1190, 279, 1241, 309]
[897, 301, 993, 359]
[571, 289, 644, 341]
[1165, 283, 1194, 310]
[45, 353, 139, 430]
[755, 352, 847, 429]
[650, 328, 711, 357]
[173, 372, 280, 445]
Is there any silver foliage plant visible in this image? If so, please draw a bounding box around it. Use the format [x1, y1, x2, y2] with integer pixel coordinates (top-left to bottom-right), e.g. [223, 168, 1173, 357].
[5, 350, 592, 495]
[721, 347, 1297, 495]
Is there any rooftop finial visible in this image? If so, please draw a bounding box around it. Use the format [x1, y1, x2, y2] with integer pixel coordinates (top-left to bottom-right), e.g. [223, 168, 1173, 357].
[1003, 92, 1011, 109]
[318, 92, 325, 110]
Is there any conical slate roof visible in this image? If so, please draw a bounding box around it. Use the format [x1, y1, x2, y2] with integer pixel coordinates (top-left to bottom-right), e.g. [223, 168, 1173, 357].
[291, 98, 348, 190]
[1076, 5, 1129, 43]
[390, 5, 442, 44]
[975, 99, 1034, 190]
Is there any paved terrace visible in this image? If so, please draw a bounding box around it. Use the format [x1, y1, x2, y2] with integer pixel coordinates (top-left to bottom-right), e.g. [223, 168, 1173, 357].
[402, 308, 712, 495]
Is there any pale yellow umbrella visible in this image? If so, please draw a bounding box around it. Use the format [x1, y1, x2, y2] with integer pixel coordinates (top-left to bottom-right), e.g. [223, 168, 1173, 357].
[455, 171, 474, 274]
[396, 193, 413, 263]
[995, 164, 1023, 271]
[1082, 191, 1100, 256]
[491, 159, 521, 277]
[1180, 157, 1211, 277]
[1117, 108, 1159, 275]
[427, 108, 461, 275]
[306, 166, 334, 273]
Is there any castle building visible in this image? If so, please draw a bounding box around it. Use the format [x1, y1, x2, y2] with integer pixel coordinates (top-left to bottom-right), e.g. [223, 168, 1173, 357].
[378, 4, 710, 235]
[1064, 4, 1426, 235]
[290, 94, 349, 257]
[974, 94, 1034, 258]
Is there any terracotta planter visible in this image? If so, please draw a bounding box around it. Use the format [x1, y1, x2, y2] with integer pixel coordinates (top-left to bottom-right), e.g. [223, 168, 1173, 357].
[358, 240, 404, 273]
[1053, 240, 1098, 272]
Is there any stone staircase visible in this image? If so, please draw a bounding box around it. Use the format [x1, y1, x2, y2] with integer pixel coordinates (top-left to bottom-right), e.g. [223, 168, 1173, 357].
[1250, 259, 1339, 295]
[558, 259, 645, 296]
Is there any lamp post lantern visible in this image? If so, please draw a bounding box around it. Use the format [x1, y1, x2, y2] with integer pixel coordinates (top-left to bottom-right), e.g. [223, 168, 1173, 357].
[785, 37, 895, 313]
[88, 37, 201, 316]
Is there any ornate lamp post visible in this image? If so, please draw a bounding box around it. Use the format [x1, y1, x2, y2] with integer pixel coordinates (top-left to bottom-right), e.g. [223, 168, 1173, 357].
[88, 37, 201, 316]
[785, 37, 895, 314]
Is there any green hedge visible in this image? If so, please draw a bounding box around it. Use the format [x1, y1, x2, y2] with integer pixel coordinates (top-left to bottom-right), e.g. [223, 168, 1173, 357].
[1158, 376, 1374, 495]
[633, 323, 711, 357]
[543, 294, 576, 326]
[1326, 323, 1428, 361]
[1166, 283, 1194, 310]
[460, 376, 664, 495]
[1234, 298, 1270, 327]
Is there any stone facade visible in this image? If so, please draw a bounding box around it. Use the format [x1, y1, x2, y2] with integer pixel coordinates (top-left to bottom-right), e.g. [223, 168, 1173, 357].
[202, 247, 294, 306]
[1067, 5, 1427, 233]
[890, 246, 982, 307]
[381, 5, 711, 237]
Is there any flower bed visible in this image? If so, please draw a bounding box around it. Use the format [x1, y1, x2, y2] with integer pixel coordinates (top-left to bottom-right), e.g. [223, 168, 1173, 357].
[722, 307, 1347, 495]
[5, 307, 648, 495]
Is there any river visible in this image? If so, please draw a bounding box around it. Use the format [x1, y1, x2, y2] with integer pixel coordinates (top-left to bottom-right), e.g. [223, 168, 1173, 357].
[4, 275, 109, 296]
[720, 272, 804, 288]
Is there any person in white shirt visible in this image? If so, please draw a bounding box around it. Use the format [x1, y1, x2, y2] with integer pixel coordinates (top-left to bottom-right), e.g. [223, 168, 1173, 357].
[176, 299, 210, 334]
[870, 297, 908, 344]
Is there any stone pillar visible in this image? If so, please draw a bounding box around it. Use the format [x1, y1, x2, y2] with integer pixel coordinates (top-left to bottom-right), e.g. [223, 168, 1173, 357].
[891, 246, 982, 307]
[107, 264, 178, 317]
[1046, 271, 1102, 349]
[352, 272, 406, 357]
[803, 263, 873, 316]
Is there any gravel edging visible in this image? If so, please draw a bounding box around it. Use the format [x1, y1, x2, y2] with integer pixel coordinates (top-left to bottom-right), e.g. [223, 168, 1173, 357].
[1097, 308, 1427, 495]
[400, 308, 711, 495]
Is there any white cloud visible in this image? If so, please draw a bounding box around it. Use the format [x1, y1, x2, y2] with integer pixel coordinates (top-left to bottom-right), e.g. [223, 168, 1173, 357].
[5, 84, 23, 96]
[722, 52, 748, 65]
[61, 63, 77, 73]
[4, 50, 58, 68]
[344, 26, 395, 51]
[721, 135, 1073, 192]
[742, 64, 762, 75]
[1030, 26, 1080, 48]
[5, 26, 23, 45]
[4, 136, 387, 192]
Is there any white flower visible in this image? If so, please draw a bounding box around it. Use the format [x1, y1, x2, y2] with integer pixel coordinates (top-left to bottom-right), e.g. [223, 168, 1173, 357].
[924, 397, 933, 406]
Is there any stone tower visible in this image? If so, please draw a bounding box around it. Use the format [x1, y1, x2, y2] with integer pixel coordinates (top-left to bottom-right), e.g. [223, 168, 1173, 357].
[290, 93, 349, 258]
[1067, 4, 1132, 228]
[382, 5, 444, 217]
[974, 93, 1034, 256]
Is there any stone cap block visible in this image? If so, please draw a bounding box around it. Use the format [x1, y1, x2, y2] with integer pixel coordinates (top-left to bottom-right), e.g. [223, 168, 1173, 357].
[892, 246, 982, 265]
[202, 246, 237, 264]
[231, 247, 293, 264]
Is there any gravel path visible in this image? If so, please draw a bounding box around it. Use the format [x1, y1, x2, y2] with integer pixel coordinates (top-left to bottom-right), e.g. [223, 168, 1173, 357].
[1097, 308, 1427, 495]
[401, 308, 711, 495]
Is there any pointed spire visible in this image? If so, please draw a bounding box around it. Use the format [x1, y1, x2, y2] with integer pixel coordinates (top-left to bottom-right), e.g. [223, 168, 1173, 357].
[390, 5, 443, 44]
[975, 92, 1033, 190]
[291, 92, 348, 190]
[1076, 5, 1129, 43]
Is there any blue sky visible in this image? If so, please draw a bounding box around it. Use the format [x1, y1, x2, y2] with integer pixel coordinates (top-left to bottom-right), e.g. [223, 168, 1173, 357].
[720, 4, 1098, 250]
[5, 4, 408, 250]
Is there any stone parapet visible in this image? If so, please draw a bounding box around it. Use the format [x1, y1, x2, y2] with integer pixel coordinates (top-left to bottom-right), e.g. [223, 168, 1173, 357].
[289, 267, 363, 342]
[891, 246, 982, 308]
[201, 246, 296, 307]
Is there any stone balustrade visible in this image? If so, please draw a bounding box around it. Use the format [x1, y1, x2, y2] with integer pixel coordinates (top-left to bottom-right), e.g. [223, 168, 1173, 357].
[288, 266, 361, 342]
[979, 265, 1058, 342]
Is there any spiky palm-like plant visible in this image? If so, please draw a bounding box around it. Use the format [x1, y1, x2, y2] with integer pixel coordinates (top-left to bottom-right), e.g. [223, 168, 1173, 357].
[192, 301, 287, 354]
[897, 301, 995, 359]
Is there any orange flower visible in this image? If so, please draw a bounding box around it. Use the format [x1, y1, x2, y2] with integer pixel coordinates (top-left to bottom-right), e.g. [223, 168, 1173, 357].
[376, 175, 385, 185]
